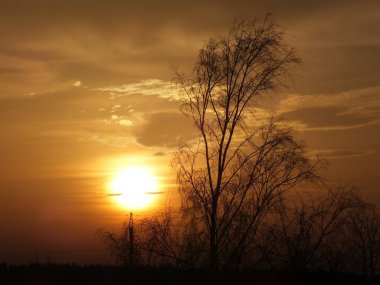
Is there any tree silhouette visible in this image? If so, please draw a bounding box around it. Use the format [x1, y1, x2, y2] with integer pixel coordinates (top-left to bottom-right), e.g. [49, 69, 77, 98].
[97, 214, 139, 266]
[97, 17, 380, 275]
[174, 16, 319, 269]
[273, 186, 358, 271]
[347, 198, 380, 276]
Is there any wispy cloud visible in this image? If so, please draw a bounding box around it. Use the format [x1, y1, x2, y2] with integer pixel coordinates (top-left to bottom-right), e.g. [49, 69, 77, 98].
[308, 148, 375, 159]
[119, 119, 133, 127]
[73, 80, 82, 87]
[94, 79, 179, 99]
[277, 86, 380, 131]
[278, 86, 380, 114]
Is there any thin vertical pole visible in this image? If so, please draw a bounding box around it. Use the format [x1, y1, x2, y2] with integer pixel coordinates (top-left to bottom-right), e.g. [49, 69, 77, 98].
[129, 212, 134, 266]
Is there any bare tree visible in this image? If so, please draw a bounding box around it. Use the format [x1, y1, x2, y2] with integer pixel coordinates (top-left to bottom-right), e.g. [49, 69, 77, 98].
[138, 209, 207, 268]
[347, 199, 380, 276]
[274, 186, 358, 271]
[174, 16, 319, 269]
[97, 220, 139, 266]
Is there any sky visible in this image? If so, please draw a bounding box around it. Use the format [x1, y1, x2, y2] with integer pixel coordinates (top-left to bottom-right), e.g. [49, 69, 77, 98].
[0, 0, 379, 263]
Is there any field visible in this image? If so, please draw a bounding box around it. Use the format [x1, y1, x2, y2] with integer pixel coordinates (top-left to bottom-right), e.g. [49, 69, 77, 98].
[1, 264, 379, 285]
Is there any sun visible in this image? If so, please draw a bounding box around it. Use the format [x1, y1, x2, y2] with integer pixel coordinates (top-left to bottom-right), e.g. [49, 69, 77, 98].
[109, 166, 159, 210]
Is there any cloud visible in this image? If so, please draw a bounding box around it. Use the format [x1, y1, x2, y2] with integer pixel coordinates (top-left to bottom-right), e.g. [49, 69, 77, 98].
[136, 112, 196, 147]
[95, 79, 179, 99]
[309, 149, 375, 159]
[278, 86, 380, 113]
[73, 80, 82, 87]
[277, 86, 380, 131]
[279, 106, 379, 131]
[119, 119, 133, 127]
[111, 104, 121, 112]
[0, 1, 378, 98]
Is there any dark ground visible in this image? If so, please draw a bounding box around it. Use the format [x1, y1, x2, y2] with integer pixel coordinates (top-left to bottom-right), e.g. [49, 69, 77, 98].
[0, 264, 379, 285]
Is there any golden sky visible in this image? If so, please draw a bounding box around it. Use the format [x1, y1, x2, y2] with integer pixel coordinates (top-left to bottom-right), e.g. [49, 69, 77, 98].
[0, 0, 379, 263]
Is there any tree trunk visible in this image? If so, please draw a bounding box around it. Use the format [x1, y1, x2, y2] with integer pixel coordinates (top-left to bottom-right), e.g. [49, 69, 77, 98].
[209, 206, 219, 269]
[129, 212, 134, 266]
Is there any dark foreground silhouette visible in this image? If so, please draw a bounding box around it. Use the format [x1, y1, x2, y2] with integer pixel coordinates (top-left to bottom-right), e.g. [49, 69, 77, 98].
[1, 264, 379, 285]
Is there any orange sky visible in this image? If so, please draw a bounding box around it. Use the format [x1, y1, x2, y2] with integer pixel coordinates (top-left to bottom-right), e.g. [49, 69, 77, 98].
[0, 0, 379, 263]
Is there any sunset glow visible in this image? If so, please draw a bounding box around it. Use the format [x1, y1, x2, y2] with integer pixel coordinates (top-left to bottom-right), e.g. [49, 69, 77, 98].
[0, 0, 378, 268]
[109, 166, 159, 210]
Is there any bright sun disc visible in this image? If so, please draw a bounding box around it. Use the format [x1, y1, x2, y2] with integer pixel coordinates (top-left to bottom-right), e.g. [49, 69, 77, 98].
[109, 166, 158, 210]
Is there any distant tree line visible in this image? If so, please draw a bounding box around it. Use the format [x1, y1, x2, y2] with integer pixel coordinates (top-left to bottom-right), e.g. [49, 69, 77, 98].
[98, 186, 380, 276]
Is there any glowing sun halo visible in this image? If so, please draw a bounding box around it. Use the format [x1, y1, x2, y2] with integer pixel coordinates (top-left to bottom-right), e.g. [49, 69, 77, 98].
[109, 166, 159, 210]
